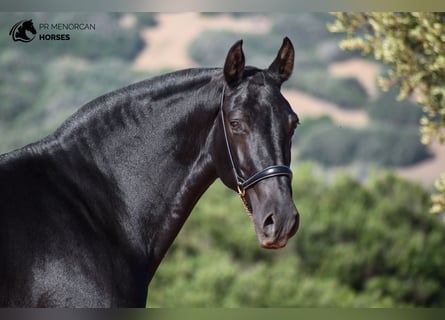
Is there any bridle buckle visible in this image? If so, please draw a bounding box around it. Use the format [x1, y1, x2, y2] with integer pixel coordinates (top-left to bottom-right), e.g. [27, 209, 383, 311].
[236, 183, 246, 197]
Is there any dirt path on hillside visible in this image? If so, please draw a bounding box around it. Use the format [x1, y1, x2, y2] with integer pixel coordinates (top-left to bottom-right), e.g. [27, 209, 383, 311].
[132, 13, 369, 128]
[329, 59, 381, 98]
[282, 89, 368, 127]
[133, 13, 271, 71]
[397, 142, 445, 185]
[132, 13, 444, 186]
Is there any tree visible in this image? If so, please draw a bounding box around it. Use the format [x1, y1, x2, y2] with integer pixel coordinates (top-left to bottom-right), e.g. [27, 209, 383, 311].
[328, 12, 445, 215]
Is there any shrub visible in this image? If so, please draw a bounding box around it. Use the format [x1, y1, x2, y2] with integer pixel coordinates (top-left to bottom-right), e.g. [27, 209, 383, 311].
[298, 124, 431, 167]
[0, 58, 147, 153]
[293, 116, 333, 144]
[148, 168, 445, 307]
[286, 69, 368, 109]
[0, 49, 44, 126]
[367, 87, 423, 127]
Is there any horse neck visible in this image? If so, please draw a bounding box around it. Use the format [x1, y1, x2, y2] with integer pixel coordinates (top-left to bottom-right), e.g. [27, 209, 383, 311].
[54, 68, 223, 276]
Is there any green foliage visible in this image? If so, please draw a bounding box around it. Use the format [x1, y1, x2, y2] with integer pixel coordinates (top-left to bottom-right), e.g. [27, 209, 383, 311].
[0, 12, 149, 122]
[298, 123, 430, 167]
[293, 116, 333, 144]
[329, 13, 445, 143]
[148, 166, 445, 307]
[367, 87, 423, 127]
[0, 58, 147, 153]
[286, 69, 368, 109]
[431, 174, 445, 214]
[189, 13, 361, 69]
[328, 12, 445, 214]
[0, 13, 153, 153]
[188, 31, 280, 68]
[188, 15, 429, 169]
[188, 13, 368, 110]
[0, 13, 146, 62]
[291, 83, 427, 168]
[0, 49, 44, 125]
[1, 13, 444, 308]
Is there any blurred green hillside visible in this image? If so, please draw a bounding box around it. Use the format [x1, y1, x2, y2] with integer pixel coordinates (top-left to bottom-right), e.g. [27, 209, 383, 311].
[188, 13, 430, 169]
[149, 164, 445, 307]
[0, 12, 155, 153]
[0, 13, 430, 169]
[1, 13, 444, 307]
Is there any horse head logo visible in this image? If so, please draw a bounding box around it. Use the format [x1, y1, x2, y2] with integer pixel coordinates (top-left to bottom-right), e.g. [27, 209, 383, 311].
[9, 19, 37, 42]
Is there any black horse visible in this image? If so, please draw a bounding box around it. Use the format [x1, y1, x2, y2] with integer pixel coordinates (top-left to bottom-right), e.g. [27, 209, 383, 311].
[0, 38, 300, 307]
[9, 19, 37, 42]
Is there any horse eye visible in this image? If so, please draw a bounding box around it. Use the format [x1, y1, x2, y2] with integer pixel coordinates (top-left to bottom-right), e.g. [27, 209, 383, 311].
[230, 120, 241, 129]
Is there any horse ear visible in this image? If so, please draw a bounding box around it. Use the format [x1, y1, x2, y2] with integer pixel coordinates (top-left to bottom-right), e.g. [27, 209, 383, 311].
[268, 37, 294, 83]
[224, 40, 245, 87]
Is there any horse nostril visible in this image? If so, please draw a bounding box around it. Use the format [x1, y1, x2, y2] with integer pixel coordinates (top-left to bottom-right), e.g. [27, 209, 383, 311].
[262, 213, 275, 237]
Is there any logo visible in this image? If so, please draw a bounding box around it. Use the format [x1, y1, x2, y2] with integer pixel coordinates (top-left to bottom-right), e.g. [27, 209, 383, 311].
[9, 19, 96, 43]
[9, 19, 37, 42]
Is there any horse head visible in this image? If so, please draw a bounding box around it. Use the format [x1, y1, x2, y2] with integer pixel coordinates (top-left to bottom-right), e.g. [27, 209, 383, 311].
[10, 19, 36, 42]
[216, 37, 300, 249]
[22, 20, 37, 35]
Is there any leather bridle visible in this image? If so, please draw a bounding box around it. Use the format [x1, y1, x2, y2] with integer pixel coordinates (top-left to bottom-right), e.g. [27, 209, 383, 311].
[219, 85, 293, 216]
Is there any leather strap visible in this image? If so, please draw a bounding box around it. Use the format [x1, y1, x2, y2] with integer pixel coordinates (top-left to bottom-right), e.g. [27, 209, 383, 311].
[240, 165, 293, 191]
[220, 85, 293, 194]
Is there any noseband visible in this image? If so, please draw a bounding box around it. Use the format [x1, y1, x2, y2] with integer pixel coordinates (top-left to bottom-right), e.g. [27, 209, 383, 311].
[219, 85, 293, 216]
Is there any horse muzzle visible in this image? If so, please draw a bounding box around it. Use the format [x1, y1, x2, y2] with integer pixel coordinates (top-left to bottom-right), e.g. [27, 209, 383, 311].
[255, 206, 299, 249]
